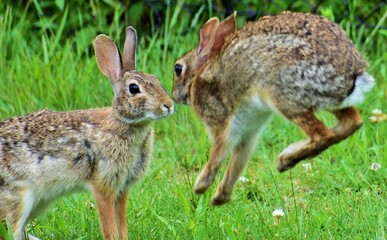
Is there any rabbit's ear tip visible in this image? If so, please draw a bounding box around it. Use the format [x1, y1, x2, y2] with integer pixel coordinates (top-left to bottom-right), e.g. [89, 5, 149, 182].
[204, 17, 220, 26]
[95, 34, 109, 39]
[126, 26, 137, 35]
[226, 11, 237, 21]
[94, 34, 112, 44]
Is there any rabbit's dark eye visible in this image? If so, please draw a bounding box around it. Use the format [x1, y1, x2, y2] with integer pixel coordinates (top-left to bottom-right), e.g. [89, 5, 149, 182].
[174, 64, 183, 76]
[129, 83, 140, 95]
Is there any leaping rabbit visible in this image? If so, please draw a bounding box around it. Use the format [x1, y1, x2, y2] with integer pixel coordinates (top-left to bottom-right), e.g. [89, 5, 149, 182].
[172, 12, 374, 206]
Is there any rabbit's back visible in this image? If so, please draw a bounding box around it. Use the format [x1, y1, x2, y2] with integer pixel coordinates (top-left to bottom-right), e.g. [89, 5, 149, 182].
[220, 12, 369, 115]
[235, 12, 367, 77]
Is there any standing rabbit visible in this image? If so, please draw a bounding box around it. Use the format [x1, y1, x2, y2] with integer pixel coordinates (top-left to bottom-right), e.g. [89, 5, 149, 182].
[172, 12, 374, 206]
[0, 27, 173, 240]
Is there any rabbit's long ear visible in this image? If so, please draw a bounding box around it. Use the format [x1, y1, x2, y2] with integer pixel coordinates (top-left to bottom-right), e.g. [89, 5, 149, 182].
[196, 17, 220, 66]
[123, 27, 137, 72]
[95, 34, 123, 94]
[211, 11, 237, 52]
[197, 17, 220, 55]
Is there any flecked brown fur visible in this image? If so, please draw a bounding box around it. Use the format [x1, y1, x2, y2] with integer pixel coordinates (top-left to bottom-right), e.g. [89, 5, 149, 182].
[0, 27, 173, 240]
[172, 11, 374, 206]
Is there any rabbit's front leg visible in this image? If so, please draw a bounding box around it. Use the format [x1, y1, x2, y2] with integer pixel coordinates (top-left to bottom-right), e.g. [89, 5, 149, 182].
[115, 191, 128, 240]
[93, 190, 118, 240]
[3, 188, 35, 240]
[194, 135, 231, 194]
[211, 135, 258, 206]
[27, 234, 40, 240]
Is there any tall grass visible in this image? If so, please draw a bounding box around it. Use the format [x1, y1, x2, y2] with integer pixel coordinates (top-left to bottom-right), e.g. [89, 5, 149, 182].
[0, 1, 386, 239]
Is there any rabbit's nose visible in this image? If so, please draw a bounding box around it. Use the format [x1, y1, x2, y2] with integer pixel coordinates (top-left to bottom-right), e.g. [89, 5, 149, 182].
[163, 101, 174, 114]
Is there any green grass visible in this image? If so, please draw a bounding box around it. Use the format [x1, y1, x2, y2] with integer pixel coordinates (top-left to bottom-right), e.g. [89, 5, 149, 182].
[1, 2, 386, 240]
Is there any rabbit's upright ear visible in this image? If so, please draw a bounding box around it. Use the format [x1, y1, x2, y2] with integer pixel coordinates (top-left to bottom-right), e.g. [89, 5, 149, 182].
[196, 17, 220, 66]
[197, 17, 220, 55]
[211, 11, 237, 52]
[123, 27, 137, 72]
[95, 35, 123, 94]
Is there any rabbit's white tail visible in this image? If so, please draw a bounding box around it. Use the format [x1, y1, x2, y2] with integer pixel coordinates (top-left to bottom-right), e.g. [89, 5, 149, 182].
[340, 73, 375, 108]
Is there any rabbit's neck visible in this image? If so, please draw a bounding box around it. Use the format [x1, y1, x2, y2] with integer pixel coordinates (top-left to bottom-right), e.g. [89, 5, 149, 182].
[92, 107, 153, 139]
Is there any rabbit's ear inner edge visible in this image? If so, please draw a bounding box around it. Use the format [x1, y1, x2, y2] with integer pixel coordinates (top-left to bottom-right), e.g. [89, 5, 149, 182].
[196, 17, 220, 67]
[94, 34, 123, 94]
[197, 17, 220, 55]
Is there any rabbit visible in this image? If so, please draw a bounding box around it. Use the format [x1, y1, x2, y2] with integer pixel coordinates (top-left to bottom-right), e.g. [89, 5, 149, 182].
[172, 11, 374, 206]
[0, 26, 174, 240]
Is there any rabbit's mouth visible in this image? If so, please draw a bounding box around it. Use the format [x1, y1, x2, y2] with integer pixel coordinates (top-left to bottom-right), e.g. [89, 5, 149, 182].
[172, 92, 190, 105]
[146, 111, 173, 120]
[142, 103, 175, 120]
[171, 81, 193, 105]
[175, 98, 189, 105]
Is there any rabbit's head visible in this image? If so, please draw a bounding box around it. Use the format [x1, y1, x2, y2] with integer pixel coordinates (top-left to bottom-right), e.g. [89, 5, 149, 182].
[95, 27, 174, 124]
[172, 12, 237, 105]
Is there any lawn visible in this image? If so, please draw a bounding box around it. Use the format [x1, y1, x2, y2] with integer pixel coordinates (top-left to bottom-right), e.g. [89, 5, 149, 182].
[0, 1, 386, 239]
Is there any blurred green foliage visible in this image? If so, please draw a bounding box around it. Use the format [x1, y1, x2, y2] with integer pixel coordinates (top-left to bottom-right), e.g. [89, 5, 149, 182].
[1, 0, 385, 42]
[0, 0, 385, 84]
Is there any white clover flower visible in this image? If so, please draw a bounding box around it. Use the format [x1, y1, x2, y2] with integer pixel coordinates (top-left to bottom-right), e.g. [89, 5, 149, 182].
[370, 163, 381, 171]
[369, 109, 387, 123]
[272, 208, 285, 217]
[372, 109, 382, 115]
[369, 115, 378, 123]
[239, 176, 249, 183]
[85, 200, 95, 210]
[273, 208, 285, 225]
[302, 162, 312, 172]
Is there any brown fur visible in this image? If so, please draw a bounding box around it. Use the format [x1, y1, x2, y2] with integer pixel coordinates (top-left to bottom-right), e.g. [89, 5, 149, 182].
[0, 27, 173, 239]
[172, 12, 374, 205]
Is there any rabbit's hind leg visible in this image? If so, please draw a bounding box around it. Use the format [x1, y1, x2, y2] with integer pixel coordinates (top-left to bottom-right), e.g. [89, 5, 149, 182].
[330, 107, 363, 142]
[277, 111, 336, 172]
